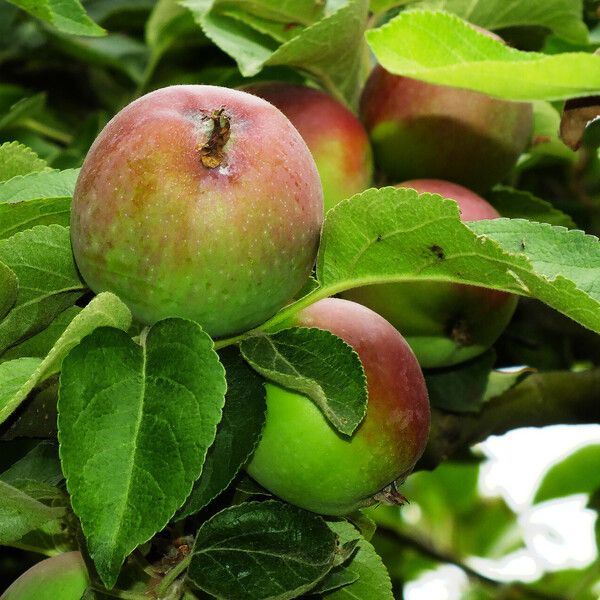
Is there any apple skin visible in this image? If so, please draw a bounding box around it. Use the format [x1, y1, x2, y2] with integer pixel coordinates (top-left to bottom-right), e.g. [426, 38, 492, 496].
[1, 552, 89, 600]
[342, 179, 518, 368]
[360, 66, 533, 191]
[245, 83, 373, 212]
[71, 85, 323, 337]
[246, 298, 430, 516]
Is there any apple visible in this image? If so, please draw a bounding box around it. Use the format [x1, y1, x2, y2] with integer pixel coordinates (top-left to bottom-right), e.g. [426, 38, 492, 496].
[342, 179, 518, 368]
[244, 83, 373, 212]
[246, 298, 430, 516]
[360, 66, 533, 190]
[1, 552, 89, 600]
[70, 85, 324, 338]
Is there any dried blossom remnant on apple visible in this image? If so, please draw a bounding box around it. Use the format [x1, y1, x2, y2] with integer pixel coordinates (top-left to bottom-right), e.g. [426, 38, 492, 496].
[199, 107, 231, 169]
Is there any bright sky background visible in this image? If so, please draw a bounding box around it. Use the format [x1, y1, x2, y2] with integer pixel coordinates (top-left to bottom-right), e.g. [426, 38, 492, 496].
[406, 424, 600, 599]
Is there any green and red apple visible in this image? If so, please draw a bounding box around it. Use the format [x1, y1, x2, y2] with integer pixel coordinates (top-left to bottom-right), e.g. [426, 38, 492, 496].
[71, 85, 324, 337]
[342, 179, 518, 368]
[361, 66, 533, 190]
[245, 83, 373, 212]
[1, 552, 89, 600]
[246, 298, 430, 515]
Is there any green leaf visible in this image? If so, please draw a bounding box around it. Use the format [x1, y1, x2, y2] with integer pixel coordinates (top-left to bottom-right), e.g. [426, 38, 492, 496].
[58, 318, 227, 588]
[0, 377, 60, 441]
[534, 445, 600, 503]
[0, 261, 18, 321]
[240, 327, 367, 435]
[469, 218, 600, 332]
[0, 94, 45, 132]
[50, 33, 149, 84]
[425, 351, 495, 413]
[0, 142, 50, 182]
[6, 0, 105, 37]
[412, 0, 588, 45]
[482, 367, 533, 403]
[0, 479, 65, 544]
[324, 521, 393, 600]
[0, 225, 86, 354]
[0, 357, 43, 422]
[188, 500, 338, 600]
[263, 0, 369, 105]
[1, 306, 81, 362]
[264, 188, 600, 337]
[176, 347, 266, 519]
[525, 101, 577, 163]
[146, 0, 203, 57]
[0, 441, 63, 487]
[0, 197, 71, 239]
[366, 10, 600, 101]
[0, 168, 79, 202]
[0, 292, 131, 425]
[486, 187, 576, 228]
[185, 0, 369, 105]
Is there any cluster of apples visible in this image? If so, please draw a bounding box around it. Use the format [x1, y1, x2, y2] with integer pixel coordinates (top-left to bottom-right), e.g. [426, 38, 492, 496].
[68, 52, 531, 518]
[3, 53, 534, 600]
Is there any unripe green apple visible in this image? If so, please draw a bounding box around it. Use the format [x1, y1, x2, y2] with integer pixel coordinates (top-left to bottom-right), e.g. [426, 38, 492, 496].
[71, 85, 323, 337]
[246, 298, 430, 516]
[1, 552, 89, 600]
[245, 83, 373, 212]
[342, 179, 518, 368]
[360, 66, 533, 190]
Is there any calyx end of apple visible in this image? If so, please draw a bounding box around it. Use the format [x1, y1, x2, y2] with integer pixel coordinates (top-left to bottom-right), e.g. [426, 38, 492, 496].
[199, 107, 231, 169]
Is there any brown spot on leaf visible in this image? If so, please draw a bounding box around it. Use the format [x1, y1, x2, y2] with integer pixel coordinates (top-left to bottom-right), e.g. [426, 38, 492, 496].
[199, 108, 231, 169]
[429, 244, 445, 260]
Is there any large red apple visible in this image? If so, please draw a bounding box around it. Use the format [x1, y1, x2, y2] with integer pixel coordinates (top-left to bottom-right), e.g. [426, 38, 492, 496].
[246, 298, 430, 516]
[70, 85, 323, 337]
[245, 83, 373, 212]
[360, 66, 533, 190]
[342, 179, 518, 368]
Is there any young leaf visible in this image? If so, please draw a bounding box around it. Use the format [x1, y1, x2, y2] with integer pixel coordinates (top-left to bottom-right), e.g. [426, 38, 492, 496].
[188, 500, 338, 600]
[0, 292, 131, 425]
[412, 0, 588, 45]
[0, 225, 86, 354]
[176, 346, 266, 519]
[0, 261, 17, 321]
[486, 188, 576, 229]
[58, 318, 227, 588]
[0, 142, 50, 182]
[0, 168, 79, 202]
[0, 479, 65, 544]
[366, 10, 600, 101]
[534, 445, 600, 504]
[240, 327, 367, 435]
[6, 0, 105, 37]
[323, 521, 394, 600]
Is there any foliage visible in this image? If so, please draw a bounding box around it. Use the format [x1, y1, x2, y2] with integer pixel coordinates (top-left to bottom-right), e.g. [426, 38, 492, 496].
[0, 0, 599, 598]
